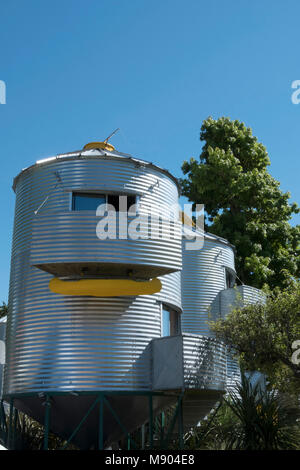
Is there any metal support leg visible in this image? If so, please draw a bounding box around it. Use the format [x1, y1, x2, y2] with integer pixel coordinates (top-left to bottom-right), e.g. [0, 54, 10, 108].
[98, 394, 104, 450]
[43, 395, 51, 450]
[141, 424, 145, 450]
[160, 412, 165, 447]
[178, 395, 184, 449]
[103, 397, 138, 449]
[61, 395, 101, 450]
[163, 393, 184, 450]
[127, 433, 131, 450]
[149, 395, 153, 449]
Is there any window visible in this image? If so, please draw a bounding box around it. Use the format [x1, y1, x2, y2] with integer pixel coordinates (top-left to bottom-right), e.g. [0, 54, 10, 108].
[161, 304, 180, 337]
[72, 193, 137, 212]
[225, 267, 236, 288]
[72, 193, 106, 211]
[162, 308, 170, 337]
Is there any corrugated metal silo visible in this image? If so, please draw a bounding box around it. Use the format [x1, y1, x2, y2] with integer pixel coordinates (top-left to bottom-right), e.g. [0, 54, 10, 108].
[4, 143, 183, 448]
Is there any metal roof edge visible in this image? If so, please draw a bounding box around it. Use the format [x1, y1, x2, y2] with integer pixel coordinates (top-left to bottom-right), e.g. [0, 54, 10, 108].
[12, 149, 181, 194]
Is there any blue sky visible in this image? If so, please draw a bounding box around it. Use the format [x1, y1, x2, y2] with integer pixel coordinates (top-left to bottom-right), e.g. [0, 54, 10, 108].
[0, 0, 300, 302]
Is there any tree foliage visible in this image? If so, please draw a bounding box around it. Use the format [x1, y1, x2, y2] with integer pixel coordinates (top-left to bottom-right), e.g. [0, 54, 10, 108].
[181, 116, 300, 289]
[0, 302, 7, 319]
[210, 282, 300, 394]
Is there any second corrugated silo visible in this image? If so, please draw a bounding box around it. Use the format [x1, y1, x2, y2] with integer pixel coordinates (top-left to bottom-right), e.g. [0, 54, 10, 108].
[181, 230, 236, 336]
[181, 228, 265, 395]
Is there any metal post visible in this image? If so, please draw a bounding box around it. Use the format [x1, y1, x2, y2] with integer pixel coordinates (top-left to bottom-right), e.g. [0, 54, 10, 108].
[43, 395, 51, 450]
[160, 412, 165, 447]
[98, 394, 104, 450]
[149, 394, 153, 449]
[163, 393, 184, 449]
[178, 395, 184, 450]
[141, 424, 145, 450]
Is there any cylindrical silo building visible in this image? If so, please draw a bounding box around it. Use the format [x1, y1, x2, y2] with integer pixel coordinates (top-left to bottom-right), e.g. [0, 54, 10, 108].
[2, 140, 264, 449]
[4, 141, 184, 448]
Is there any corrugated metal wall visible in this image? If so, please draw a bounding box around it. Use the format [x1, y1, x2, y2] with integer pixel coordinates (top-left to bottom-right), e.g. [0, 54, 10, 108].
[183, 334, 227, 391]
[215, 285, 266, 319]
[181, 235, 235, 336]
[30, 213, 181, 276]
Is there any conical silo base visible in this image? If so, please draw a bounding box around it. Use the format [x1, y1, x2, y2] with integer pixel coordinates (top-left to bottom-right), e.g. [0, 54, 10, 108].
[8, 389, 224, 449]
[9, 392, 178, 449]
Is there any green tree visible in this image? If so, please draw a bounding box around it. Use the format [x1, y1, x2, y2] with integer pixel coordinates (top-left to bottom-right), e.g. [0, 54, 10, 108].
[181, 116, 300, 289]
[210, 282, 300, 394]
[0, 302, 7, 319]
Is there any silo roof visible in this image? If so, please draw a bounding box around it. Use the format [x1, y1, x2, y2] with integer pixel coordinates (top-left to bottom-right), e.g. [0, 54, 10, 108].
[182, 225, 235, 251]
[12, 147, 181, 193]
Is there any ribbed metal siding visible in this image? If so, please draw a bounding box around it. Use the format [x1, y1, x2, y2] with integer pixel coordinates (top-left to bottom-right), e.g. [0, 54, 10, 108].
[158, 271, 182, 312]
[226, 354, 241, 392]
[12, 157, 180, 257]
[5, 156, 181, 395]
[240, 285, 266, 305]
[181, 237, 235, 336]
[215, 285, 266, 319]
[5, 271, 160, 393]
[30, 213, 181, 275]
[183, 334, 227, 391]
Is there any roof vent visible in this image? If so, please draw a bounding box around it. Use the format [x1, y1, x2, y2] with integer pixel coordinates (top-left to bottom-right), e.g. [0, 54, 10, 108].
[83, 141, 115, 151]
[83, 128, 120, 152]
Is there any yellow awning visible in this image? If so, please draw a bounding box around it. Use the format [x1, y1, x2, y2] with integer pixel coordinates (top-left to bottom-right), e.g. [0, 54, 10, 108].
[49, 277, 162, 297]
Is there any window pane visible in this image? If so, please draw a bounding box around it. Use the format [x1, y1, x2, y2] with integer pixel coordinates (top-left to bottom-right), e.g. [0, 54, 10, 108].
[72, 193, 106, 211]
[162, 309, 170, 337]
[127, 195, 137, 213]
[107, 195, 137, 212]
[162, 304, 180, 337]
[170, 310, 180, 335]
[72, 193, 137, 212]
[107, 194, 120, 211]
[225, 268, 235, 288]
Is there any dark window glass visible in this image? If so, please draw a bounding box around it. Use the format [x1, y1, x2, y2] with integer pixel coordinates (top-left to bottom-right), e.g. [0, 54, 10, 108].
[72, 193, 106, 211]
[225, 268, 235, 288]
[72, 193, 137, 212]
[107, 194, 136, 212]
[170, 310, 180, 335]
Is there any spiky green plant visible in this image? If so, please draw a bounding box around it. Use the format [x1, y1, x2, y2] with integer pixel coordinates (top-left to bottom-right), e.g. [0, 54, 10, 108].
[188, 373, 300, 450]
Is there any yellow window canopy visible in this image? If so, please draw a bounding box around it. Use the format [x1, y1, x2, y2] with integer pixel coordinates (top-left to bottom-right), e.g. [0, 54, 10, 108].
[49, 277, 162, 297]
